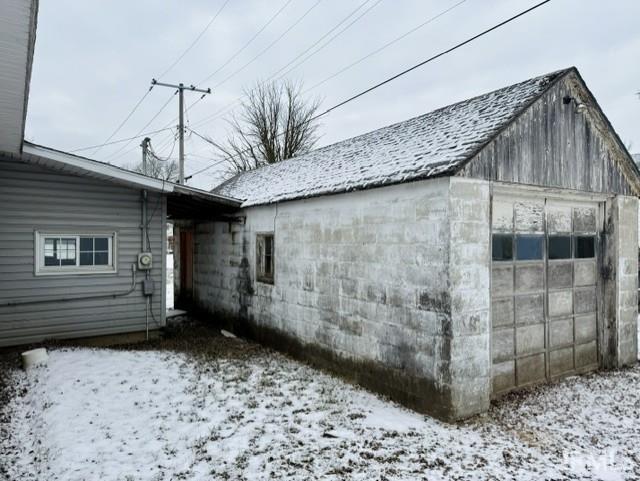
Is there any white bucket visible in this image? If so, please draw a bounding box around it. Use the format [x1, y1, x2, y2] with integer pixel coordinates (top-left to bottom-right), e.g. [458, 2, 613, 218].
[21, 348, 48, 369]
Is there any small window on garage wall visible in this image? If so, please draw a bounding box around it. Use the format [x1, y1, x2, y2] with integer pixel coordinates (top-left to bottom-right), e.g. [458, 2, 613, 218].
[256, 233, 274, 284]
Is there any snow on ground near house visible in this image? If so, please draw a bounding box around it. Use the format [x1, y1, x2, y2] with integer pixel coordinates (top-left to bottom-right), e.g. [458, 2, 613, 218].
[1, 344, 639, 481]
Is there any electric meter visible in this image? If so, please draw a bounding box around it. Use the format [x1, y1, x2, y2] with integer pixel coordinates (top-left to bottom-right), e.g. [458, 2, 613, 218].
[137, 252, 153, 270]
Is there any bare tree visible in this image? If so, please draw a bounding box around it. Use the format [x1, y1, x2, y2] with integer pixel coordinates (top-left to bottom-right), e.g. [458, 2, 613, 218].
[132, 155, 179, 181]
[209, 80, 320, 173]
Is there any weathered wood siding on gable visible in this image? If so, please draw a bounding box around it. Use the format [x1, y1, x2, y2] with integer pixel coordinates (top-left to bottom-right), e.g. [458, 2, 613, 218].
[0, 158, 165, 346]
[461, 72, 636, 196]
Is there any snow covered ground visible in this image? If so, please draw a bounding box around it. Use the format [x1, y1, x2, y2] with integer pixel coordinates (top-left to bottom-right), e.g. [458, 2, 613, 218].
[1, 339, 639, 481]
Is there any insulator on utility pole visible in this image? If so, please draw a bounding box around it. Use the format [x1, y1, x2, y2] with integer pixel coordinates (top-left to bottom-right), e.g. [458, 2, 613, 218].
[150, 79, 211, 184]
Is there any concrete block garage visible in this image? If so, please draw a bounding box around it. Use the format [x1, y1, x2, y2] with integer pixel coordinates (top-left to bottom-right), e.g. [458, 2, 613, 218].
[174, 67, 639, 420]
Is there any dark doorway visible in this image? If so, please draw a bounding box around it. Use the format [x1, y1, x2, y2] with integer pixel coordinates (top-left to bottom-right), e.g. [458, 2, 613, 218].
[178, 229, 194, 307]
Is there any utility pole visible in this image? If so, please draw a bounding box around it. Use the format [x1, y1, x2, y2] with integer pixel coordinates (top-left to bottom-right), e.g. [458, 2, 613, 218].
[151, 79, 211, 184]
[140, 137, 151, 175]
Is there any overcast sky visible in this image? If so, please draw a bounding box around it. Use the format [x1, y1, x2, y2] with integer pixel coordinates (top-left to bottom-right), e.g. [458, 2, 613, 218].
[25, 0, 640, 189]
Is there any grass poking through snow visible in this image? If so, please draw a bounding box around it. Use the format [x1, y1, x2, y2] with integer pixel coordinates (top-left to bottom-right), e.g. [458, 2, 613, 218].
[1, 322, 639, 480]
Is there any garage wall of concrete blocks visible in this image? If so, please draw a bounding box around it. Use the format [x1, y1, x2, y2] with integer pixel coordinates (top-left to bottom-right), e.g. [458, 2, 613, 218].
[192, 176, 637, 419]
[193, 220, 246, 316]
[247, 179, 452, 380]
[193, 177, 497, 419]
[447, 178, 492, 417]
[612, 196, 638, 366]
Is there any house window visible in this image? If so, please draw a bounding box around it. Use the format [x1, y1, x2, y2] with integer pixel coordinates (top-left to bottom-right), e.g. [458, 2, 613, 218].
[80, 237, 110, 266]
[36, 232, 116, 275]
[44, 237, 77, 266]
[256, 233, 274, 284]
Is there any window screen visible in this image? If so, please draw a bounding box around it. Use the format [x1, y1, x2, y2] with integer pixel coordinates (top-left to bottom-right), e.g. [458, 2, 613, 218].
[515, 235, 543, 260]
[575, 235, 595, 258]
[492, 234, 513, 261]
[548, 236, 571, 260]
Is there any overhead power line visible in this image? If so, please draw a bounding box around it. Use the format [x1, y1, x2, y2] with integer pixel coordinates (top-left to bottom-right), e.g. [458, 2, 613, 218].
[305, 0, 467, 93]
[139, 0, 300, 149]
[196, 0, 295, 87]
[89, 86, 154, 156]
[70, 126, 175, 153]
[183, 127, 228, 179]
[156, 0, 231, 81]
[191, 0, 463, 131]
[71, 90, 186, 155]
[318, 0, 552, 119]
[186, 0, 553, 179]
[212, 0, 324, 90]
[75, 0, 228, 157]
[190, 0, 380, 129]
[271, 0, 385, 82]
[141, 94, 206, 147]
[103, 90, 178, 162]
[266, 0, 379, 84]
[149, 135, 178, 162]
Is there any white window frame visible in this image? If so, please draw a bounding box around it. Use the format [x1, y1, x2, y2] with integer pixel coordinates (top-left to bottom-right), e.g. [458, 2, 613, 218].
[34, 231, 118, 276]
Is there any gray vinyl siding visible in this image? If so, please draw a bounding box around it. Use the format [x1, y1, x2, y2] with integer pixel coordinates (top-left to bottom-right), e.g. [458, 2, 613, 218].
[0, 0, 36, 154]
[0, 158, 166, 346]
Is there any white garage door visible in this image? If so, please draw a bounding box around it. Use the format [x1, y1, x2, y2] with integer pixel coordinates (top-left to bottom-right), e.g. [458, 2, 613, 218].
[491, 195, 600, 395]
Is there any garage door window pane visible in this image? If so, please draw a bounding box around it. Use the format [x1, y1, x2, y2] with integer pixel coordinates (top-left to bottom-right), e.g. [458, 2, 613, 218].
[492, 234, 513, 261]
[575, 236, 595, 258]
[516, 235, 543, 260]
[548, 236, 571, 259]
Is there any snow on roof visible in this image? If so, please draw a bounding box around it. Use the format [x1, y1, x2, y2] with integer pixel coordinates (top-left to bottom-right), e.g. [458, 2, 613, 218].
[214, 69, 570, 206]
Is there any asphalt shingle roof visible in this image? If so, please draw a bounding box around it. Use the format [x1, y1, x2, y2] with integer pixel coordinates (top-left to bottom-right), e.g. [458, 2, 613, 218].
[214, 69, 569, 206]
